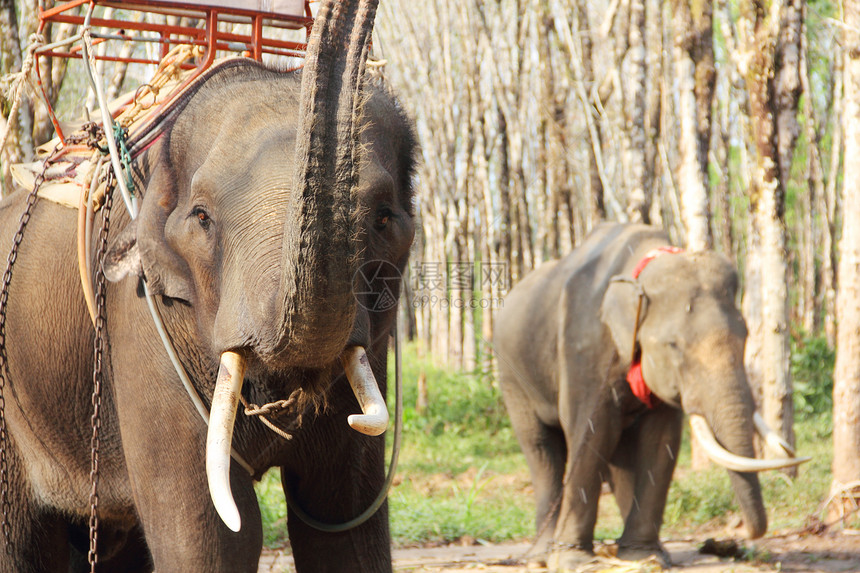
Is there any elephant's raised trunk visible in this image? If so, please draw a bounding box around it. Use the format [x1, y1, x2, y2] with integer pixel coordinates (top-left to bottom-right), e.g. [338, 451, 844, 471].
[269, 0, 379, 368]
[205, 1, 386, 531]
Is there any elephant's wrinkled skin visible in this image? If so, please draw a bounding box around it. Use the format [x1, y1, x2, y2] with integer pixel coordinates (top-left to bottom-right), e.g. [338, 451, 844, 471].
[494, 223, 768, 569]
[0, 31, 416, 573]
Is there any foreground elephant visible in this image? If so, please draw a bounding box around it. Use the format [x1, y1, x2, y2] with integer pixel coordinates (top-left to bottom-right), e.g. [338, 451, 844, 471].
[494, 223, 805, 569]
[0, 1, 415, 571]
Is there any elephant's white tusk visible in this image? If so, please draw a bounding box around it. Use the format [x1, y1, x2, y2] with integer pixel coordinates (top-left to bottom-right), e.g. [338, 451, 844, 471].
[753, 411, 797, 458]
[206, 350, 247, 532]
[689, 415, 810, 472]
[341, 346, 389, 436]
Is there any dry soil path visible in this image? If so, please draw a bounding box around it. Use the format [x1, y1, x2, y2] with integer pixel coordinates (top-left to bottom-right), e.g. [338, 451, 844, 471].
[258, 532, 860, 572]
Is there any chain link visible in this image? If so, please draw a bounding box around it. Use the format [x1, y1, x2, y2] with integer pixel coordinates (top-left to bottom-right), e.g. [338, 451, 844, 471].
[88, 174, 113, 571]
[0, 153, 57, 555]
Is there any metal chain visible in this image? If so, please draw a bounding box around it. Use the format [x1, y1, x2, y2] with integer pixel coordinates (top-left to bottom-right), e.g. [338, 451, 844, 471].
[88, 175, 114, 571]
[0, 153, 56, 555]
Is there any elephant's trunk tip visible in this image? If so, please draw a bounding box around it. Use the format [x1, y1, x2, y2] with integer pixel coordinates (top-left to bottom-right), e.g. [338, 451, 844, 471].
[746, 518, 767, 540]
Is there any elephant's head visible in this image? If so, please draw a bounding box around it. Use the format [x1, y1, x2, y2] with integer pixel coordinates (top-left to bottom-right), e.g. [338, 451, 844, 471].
[103, 0, 415, 531]
[600, 250, 806, 538]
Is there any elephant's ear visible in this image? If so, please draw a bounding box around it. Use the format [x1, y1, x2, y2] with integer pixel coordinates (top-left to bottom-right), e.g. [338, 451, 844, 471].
[104, 218, 141, 282]
[600, 277, 645, 363]
[103, 163, 194, 303]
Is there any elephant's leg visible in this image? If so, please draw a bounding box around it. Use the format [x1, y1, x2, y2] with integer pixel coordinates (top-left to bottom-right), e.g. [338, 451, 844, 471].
[68, 521, 152, 573]
[113, 371, 262, 572]
[499, 379, 565, 566]
[125, 441, 262, 571]
[283, 418, 390, 573]
[611, 406, 683, 567]
[0, 460, 69, 572]
[549, 393, 623, 572]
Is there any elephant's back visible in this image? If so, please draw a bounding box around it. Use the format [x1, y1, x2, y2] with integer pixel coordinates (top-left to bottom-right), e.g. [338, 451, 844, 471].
[0, 189, 87, 318]
[493, 259, 572, 413]
[494, 223, 672, 411]
[497, 223, 665, 334]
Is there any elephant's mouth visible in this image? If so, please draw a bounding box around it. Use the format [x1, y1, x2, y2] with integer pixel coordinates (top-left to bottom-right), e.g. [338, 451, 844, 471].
[205, 346, 388, 532]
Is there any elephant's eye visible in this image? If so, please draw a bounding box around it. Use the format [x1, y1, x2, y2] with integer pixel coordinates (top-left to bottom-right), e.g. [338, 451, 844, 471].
[192, 206, 211, 230]
[375, 206, 393, 230]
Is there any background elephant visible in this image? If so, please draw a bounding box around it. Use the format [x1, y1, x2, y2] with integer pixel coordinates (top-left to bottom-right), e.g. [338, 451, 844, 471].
[494, 223, 805, 570]
[0, 1, 415, 571]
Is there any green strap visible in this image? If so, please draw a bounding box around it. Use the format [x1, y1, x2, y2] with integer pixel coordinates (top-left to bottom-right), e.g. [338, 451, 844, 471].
[112, 123, 135, 195]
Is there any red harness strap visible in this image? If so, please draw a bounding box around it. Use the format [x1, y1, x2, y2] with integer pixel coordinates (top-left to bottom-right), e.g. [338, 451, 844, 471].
[625, 246, 684, 408]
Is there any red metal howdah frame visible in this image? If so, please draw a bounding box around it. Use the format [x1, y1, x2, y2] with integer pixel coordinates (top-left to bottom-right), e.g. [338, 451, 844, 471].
[38, 1, 313, 65]
[35, 1, 314, 142]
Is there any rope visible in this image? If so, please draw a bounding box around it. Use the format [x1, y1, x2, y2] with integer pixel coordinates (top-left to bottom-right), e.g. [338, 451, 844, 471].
[80, 16, 136, 215]
[114, 44, 202, 130]
[239, 391, 301, 441]
[0, 34, 45, 175]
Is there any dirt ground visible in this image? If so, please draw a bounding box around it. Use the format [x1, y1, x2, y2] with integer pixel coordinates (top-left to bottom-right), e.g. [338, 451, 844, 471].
[258, 531, 860, 572]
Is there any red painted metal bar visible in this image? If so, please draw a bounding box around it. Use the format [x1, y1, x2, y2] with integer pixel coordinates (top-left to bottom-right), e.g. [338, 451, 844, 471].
[198, 9, 217, 72]
[38, 50, 198, 67]
[46, 14, 206, 39]
[41, 0, 312, 27]
[38, 0, 90, 20]
[30, 0, 313, 145]
[33, 56, 67, 143]
[253, 15, 263, 61]
[215, 30, 307, 53]
[99, 0, 311, 25]
[40, 4, 311, 66]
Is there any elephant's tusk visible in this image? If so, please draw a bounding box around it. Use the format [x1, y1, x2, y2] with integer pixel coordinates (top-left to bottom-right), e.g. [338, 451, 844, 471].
[753, 411, 797, 458]
[689, 415, 810, 472]
[206, 350, 247, 532]
[341, 346, 389, 436]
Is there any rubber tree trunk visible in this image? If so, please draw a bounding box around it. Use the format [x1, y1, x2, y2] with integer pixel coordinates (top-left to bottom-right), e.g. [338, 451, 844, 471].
[739, 0, 796, 474]
[831, 0, 860, 522]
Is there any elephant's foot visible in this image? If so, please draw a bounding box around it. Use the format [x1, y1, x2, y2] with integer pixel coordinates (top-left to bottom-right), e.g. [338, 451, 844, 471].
[524, 534, 555, 568]
[616, 542, 672, 569]
[547, 544, 594, 572]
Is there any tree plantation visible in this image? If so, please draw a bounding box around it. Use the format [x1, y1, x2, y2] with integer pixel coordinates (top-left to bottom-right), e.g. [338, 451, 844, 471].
[374, 0, 859, 523]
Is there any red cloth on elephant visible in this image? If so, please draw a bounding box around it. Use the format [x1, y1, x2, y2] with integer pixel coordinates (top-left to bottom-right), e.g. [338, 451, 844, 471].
[631, 246, 685, 279]
[627, 246, 685, 408]
[626, 362, 655, 408]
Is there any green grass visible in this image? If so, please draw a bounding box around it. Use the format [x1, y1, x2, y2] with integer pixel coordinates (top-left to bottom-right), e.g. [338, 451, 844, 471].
[255, 341, 836, 549]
